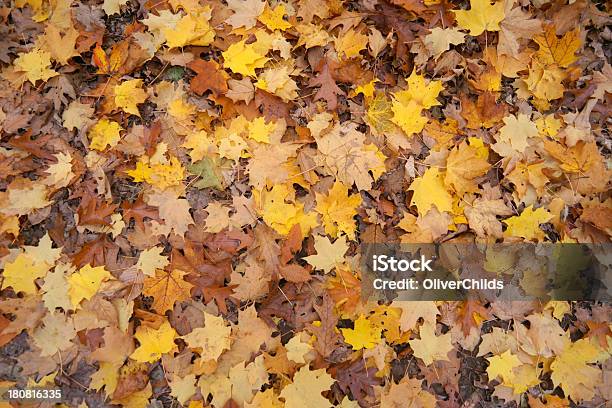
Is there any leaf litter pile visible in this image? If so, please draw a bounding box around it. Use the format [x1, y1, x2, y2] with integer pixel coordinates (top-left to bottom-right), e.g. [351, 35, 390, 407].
[0, 0, 611, 406]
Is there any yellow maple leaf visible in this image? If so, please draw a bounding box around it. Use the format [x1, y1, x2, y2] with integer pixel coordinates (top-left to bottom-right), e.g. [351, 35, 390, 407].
[143, 269, 194, 313]
[366, 93, 395, 135]
[136, 246, 169, 277]
[352, 78, 378, 100]
[314, 124, 387, 190]
[112, 383, 153, 407]
[394, 71, 444, 109]
[391, 99, 428, 137]
[67, 264, 113, 308]
[486, 350, 522, 384]
[409, 322, 453, 365]
[536, 115, 562, 138]
[424, 27, 465, 59]
[315, 181, 362, 239]
[247, 117, 275, 143]
[256, 184, 318, 236]
[534, 26, 580, 68]
[90, 361, 119, 396]
[525, 60, 566, 101]
[496, 113, 539, 153]
[0, 178, 51, 216]
[43, 152, 74, 188]
[408, 167, 453, 215]
[164, 10, 215, 48]
[32, 313, 76, 357]
[114, 79, 147, 117]
[1, 233, 61, 295]
[453, 0, 505, 36]
[182, 130, 215, 161]
[222, 39, 269, 76]
[102, 0, 129, 15]
[509, 364, 541, 394]
[13, 48, 58, 84]
[334, 29, 368, 59]
[382, 378, 437, 408]
[88, 119, 122, 151]
[182, 312, 231, 361]
[256, 66, 298, 102]
[279, 366, 334, 408]
[506, 161, 549, 198]
[285, 335, 313, 363]
[303, 234, 348, 274]
[169, 374, 196, 405]
[38, 24, 80, 65]
[295, 23, 332, 49]
[445, 139, 490, 195]
[130, 320, 178, 363]
[550, 338, 603, 402]
[226, 0, 265, 29]
[341, 314, 381, 350]
[41, 263, 72, 312]
[258, 4, 292, 31]
[503, 205, 553, 241]
[1, 253, 49, 295]
[127, 146, 185, 190]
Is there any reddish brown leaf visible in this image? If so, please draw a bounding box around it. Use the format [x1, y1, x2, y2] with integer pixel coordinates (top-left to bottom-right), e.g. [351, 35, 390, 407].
[188, 59, 229, 96]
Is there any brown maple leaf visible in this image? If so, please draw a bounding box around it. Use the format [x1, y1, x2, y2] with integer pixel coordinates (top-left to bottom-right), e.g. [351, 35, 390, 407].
[460, 92, 507, 129]
[188, 59, 229, 96]
[143, 269, 194, 314]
